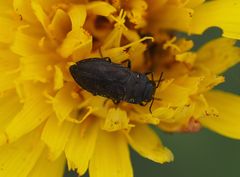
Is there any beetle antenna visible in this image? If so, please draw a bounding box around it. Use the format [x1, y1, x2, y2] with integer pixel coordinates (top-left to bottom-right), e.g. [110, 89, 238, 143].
[156, 72, 164, 88]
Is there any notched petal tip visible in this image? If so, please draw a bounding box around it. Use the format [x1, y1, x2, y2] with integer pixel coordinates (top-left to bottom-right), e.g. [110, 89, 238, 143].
[201, 90, 240, 139]
[89, 130, 133, 177]
[190, 0, 240, 39]
[126, 124, 174, 164]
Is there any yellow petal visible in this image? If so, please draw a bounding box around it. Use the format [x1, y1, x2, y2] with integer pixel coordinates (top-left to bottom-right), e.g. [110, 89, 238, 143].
[148, 5, 193, 32]
[155, 76, 202, 107]
[27, 149, 65, 177]
[0, 90, 23, 145]
[197, 74, 224, 93]
[0, 72, 19, 92]
[196, 38, 240, 74]
[122, 29, 140, 42]
[53, 65, 64, 90]
[65, 118, 99, 175]
[176, 52, 196, 67]
[158, 104, 196, 132]
[128, 42, 146, 69]
[57, 28, 92, 59]
[101, 47, 129, 63]
[0, 91, 22, 129]
[68, 5, 86, 30]
[5, 93, 52, 143]
[0, 51, 20, 88]
[86, 1, 116, 16]
[0, 49, 19, 72]
[130, 112, 161, 125]
[102, 36, 151, 63]
[153, 107, 177, 122]
[174, 75, 203, 95]
[101, 27, 124, 49]
[126, 124, 173, 163]
[191, 94, 209, 119]
[156, 83, 190, 106]
[41, 116, 74, 160]
[101, 10, 127, 49]
[186, 0, 205, 8]
[48, 9, 71, 42]
[89, 130, 133, 177]
[0, 128, 45, 177]
[102, 108, 130, 131]
[0, 1, 12, 11]
[13, 0, 38, 24]
[0, 16, 18, 44]
[130, 106, 176, 125]
[31, 1, 50, 36]
[33, 0, 62, 12]
[11, 28, 43, 56]
[200, 90, 240, 139]
[190, 0, 240, 39]
[126, 0, 147, 28]
[52, 83, 79, 122]
[20, 54, 57, 82]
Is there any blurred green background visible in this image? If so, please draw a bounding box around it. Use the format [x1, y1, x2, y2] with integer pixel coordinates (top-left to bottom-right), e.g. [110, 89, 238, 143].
[64, 28, 240, 177]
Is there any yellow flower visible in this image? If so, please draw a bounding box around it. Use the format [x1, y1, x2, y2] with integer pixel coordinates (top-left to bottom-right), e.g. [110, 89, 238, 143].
[0, 0, 240, 177]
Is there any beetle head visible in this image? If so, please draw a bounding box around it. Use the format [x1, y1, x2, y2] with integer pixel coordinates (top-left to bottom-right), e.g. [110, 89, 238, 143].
[69, 64, 78, 76]
[143, 81, 156, 102]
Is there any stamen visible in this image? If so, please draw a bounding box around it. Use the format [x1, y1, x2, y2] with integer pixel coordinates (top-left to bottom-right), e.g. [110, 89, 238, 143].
[38, 37, 46, 49]
[43, 91, 54, 104]
[109, 9, 128, 30]
[121, 36, 154, 50]
[163, 36, 181, 52]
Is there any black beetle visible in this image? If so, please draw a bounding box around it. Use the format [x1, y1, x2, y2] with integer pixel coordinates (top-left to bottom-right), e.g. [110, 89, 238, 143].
[69, 57, 163, 113]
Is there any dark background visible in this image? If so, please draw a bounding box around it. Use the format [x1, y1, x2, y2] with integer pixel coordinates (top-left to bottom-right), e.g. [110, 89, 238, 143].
[64, 28, 240, 177]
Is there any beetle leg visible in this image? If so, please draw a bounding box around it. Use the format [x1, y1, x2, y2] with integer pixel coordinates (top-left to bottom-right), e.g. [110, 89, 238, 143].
[145, 71, 152, 75]
[149, 99, 154, 114]
[140, 101, 154, 113]
[121, 59, 131, 69]
[113, 99, 120, 104]
[98, 48, 112, 62]
[103, 57, 112, 62]
[145, 71, 154, 81]
[139, 102, 148, 106]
